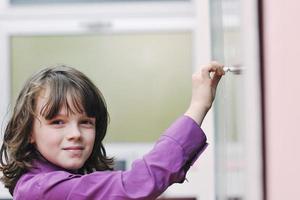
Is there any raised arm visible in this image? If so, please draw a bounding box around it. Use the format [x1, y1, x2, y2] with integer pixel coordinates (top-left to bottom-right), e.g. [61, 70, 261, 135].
[184, 61, 225, 125]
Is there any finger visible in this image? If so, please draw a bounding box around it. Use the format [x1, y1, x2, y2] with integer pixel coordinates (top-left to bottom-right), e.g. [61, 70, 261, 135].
[207, 65, 224, 81]
[198, 62, 224, 79]
[211, 67, 224, 87]
[207, 62, 224, 74]
[216, 66, 225, 76]
[211, 73, 222, 88]
[201, 64, 217, 79]
[201, 65, 217, 79]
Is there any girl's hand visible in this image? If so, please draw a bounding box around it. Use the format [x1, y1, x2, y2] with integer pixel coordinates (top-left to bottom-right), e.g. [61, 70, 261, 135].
[184, 61, 225, 125]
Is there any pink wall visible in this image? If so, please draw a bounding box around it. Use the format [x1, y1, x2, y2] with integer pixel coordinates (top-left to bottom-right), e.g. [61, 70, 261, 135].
[263, 0, 300, 199]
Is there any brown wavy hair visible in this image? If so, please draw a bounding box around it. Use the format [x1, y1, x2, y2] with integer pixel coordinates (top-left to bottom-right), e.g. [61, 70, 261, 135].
[0, 65, 114, 194]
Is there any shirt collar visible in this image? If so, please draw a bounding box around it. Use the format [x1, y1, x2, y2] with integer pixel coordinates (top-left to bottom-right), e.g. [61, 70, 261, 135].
[30, 158, 67, 174]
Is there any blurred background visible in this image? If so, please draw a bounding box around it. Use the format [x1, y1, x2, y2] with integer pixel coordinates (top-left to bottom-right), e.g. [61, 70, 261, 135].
[0, 0, 299, 199]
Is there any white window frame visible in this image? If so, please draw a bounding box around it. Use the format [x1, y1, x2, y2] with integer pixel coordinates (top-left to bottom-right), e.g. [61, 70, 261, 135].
[0, 0, 194, 19]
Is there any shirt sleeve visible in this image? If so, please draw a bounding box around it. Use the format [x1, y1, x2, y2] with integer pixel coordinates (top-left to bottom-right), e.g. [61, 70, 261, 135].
[17, 115, 208, 200]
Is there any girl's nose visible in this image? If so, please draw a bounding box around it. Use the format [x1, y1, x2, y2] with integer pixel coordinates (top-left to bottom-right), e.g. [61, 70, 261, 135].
[66, 124, 82, 140]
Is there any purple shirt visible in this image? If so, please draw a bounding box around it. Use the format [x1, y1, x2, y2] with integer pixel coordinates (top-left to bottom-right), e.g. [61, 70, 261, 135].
[14, 116, 208, 200]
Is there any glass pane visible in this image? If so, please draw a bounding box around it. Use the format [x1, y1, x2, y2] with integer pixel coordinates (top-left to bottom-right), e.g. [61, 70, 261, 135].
[211, 0, 247, 199]
[10, 32, 192, 143]
[11, 0, 189, 5]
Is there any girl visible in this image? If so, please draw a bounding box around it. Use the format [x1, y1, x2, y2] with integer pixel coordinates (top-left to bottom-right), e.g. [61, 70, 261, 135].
[0, 62, 225, 200]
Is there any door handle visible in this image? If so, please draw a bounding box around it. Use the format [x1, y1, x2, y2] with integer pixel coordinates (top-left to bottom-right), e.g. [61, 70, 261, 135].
[223, 64, 243, 75]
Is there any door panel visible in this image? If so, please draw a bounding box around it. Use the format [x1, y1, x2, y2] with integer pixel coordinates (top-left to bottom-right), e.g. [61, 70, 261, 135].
[210, 0, 263, 199]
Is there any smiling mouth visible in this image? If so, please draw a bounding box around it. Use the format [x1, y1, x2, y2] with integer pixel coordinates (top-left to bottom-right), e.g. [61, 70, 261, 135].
[63, 146, 84, 150]
[63, 147, 84, 157]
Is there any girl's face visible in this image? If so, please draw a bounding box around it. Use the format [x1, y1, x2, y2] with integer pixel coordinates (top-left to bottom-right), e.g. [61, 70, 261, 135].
[30, 89, 96, 170]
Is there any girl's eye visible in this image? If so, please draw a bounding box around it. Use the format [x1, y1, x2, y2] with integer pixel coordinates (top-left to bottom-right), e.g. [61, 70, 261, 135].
[81, 120, 95, 126]
[51, 120, 65, 125]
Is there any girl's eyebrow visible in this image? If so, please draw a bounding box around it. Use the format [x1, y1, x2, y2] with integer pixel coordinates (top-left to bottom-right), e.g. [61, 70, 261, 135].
[79, 115, 96, 120]
[52, 113, 68, 117]
[42, 112, 68, 119]
[43, 114, 66, 120]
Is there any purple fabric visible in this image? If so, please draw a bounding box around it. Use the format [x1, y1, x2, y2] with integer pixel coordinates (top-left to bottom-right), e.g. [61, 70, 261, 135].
[13, 115, 208, 200]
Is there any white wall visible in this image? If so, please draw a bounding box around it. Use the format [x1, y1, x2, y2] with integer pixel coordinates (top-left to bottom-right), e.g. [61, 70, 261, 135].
[263, 0, 300, 199]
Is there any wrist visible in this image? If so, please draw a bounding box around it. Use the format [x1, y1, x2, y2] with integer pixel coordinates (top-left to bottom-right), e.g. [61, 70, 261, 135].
[189, 102, 211, 114]
[184, 103, 211, 126]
